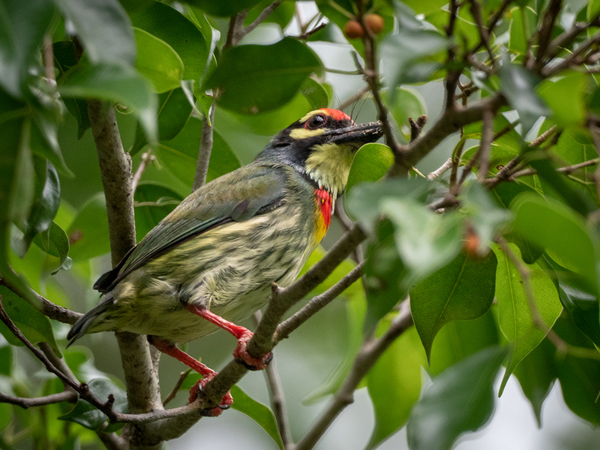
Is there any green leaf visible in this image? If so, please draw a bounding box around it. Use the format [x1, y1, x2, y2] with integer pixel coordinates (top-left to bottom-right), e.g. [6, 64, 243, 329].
[59, 378, 127, 430]
[381, 30, 447, 98]
[346, 178, 431, 233]
[33, 221, 72, 274]
[230, 385, 284, 450]
[30, 113, 74, 176]
[299, 78, 330, 111]
[428, 311, 499, 376]
[512, 338, 557, 425]
[0, 344, 12, 376]
[492, 242, 562, 394]
[554, 316, 600, 425]
[183, 0, 263, 17]
[54, 0, 135, 66]
[407, 347, 508, 450]
[131, 88, 193, 155]
[0, 0, 55, 97]
[23, 159, 60, 250]
[460, 182, 511, 255]
[0, 286, 58, 353]
[346, 143, 395, 197]
[537, 72, 587, 128]
[203, 38, 323, 114]
[59, 64, 158, 143]
[367, 323, 423, 449]
[511, 193, 599, 296]
[155, 116, 240, 187]
[508, 7, 537, 55]
[133, 28, 184, 93]
[245, 0, 296, 30]
[364, 220, 409, 333]
[381, 198, 463, 280]
[0, 403, 11, 431]
[134, 182, 183, 240]
[0, 115, 35, 228]
[67, 194, 110, 261]
[499, 62, 550, 135]
[224, 92, 314, 136]
[558, 284, 600, 348]
[410, 251, 497, 361]
[400, 0, 450, 14]
[306, 22, 347, 44]
[131, 2, 208, 82]
[382, 87, 426, 142]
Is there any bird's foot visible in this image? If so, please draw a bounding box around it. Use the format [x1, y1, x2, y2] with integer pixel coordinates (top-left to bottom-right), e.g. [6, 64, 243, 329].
[188, 376, 233, 417]
[233, 331, 272, 371]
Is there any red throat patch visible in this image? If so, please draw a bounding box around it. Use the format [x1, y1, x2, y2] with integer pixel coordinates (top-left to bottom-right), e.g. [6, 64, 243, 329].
[323, 108, 351, 122]
[315, 188, 332, 228]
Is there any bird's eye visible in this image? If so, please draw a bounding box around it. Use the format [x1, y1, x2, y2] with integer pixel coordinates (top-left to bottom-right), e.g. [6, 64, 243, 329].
[306, 114, 326, 129]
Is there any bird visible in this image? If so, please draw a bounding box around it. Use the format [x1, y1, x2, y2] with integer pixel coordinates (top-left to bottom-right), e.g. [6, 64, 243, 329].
[67, 108, 383, 415]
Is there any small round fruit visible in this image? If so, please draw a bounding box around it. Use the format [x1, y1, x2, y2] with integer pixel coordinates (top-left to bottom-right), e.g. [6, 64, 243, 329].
[464, 231, 480, 257]
[344, 20, 364, 39]
[365, 14, 384, 35]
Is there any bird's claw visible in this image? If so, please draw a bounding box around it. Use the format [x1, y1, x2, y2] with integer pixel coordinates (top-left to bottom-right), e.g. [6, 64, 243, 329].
[233, 332, 272, 370]
[188, 377, 233, 417]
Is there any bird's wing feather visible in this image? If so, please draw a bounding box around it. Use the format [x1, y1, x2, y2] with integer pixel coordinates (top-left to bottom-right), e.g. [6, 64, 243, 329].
[94, 164, 288, 293]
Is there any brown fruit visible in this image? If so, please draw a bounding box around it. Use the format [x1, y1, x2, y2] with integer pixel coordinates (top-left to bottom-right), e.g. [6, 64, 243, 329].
[464, 230, 480, 257]
[344, 20, 364, 39]
[365, 14, 384, 35]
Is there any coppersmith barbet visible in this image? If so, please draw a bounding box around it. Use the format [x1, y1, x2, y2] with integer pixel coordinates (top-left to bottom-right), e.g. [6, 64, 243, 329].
[68, 109, 383, 415]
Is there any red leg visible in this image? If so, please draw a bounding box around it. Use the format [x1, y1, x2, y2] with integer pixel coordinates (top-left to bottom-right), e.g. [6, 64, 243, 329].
[150, 336, 233, 416]
[185, 305, 271, 370]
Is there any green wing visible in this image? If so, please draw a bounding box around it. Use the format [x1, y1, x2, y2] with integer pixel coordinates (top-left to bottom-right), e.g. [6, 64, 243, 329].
[94, 164, 287, 293]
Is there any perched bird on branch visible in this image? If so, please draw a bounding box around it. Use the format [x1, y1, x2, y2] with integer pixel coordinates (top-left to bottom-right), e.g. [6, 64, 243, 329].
[68, 109, 382, 415]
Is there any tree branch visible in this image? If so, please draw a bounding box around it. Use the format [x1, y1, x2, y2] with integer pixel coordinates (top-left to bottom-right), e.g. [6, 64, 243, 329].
[87, 100, 163, 447]
[0, 391, 77, 409]
[254, 311, 292, 449]
[0, 273, 81, 324]
[241, 2, 282, 38]
[193, 105, 216, 191]
[294, 301, 414, 450]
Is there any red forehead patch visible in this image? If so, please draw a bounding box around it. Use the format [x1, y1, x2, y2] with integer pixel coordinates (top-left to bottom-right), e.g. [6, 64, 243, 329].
[323, 109, 351, 121]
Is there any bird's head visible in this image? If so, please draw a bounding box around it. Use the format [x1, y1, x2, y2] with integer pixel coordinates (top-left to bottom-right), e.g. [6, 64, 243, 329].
[256, 109, 383, 199]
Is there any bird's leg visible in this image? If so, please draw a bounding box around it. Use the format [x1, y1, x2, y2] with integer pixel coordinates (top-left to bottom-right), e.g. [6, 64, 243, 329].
[149, 336, 233, 416]
[185, 305, 272, 370]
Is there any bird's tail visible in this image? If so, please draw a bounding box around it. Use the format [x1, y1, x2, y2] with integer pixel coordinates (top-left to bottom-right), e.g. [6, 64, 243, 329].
[67, 293, 115, 347]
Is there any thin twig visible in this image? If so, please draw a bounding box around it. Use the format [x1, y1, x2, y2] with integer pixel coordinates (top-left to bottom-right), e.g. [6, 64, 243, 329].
[0, 391, 77, 409]
[469, 0, 496, 68]
[509, 158, 599, 179]
[193, 104, 216, 191]
[588, 124, 600, 202]
[254, 311, 292, 449]
[409, 116, 428, 142]
[132, 150, 155, 194]
[275, 262, 365, 342]
[297, 23, 328, 40]
[356, 0, 400, 157]
[294, 301, 414, 450]
[543, 32, 600, 76]
[477, 107, 495, 181]
[43, 34, 56, 87]
[0, 273, 81, 324]
[338, 86, 370, 111]
[162, 369, 192, 407]
[242, 2, 282, 38]
[535, 0, 563, 69]
[428, 158, 453, 180]
[483, 125, 558, 188]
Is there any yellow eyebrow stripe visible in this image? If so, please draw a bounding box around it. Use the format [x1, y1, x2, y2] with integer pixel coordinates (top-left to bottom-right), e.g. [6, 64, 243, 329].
[289, 128, 327, 139]
[299, 109, 330, 123]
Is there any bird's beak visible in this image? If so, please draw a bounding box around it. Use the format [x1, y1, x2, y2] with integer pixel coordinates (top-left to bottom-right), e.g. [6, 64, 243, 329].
[322, 121, 383, 147]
